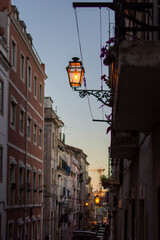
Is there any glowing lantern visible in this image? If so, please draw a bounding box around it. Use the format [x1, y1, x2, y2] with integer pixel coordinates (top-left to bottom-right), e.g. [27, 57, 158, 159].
[95, 196, 100, 204]
[66, 57, 84, 88]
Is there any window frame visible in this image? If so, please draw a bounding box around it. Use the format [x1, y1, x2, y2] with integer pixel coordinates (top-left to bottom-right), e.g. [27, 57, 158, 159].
[8, 220, 14, 240]
[39, 83, 42, 105]
[27, 114, 32, 140]
[34, 74, 37, 99]
[10, 96, 17, 130]
[11, 37, 17, 72]
[27, 63, 32, 91]
[38, 128, 42, 148]
[19, 106, 25, 136]
[20, 52, 25, 82]
[33, 122, 37, 145]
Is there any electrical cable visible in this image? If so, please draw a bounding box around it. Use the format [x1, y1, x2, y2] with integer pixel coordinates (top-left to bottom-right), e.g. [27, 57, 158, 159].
[99, 7, 104, 120]
[74, 8, 94, 120]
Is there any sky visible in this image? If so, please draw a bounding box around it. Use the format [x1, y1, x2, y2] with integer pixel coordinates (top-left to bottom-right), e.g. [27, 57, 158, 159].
[11, 0, 114, 191]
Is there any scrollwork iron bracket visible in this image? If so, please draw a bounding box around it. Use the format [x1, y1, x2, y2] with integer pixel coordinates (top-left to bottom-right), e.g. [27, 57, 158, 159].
[74, 89, 113, 107]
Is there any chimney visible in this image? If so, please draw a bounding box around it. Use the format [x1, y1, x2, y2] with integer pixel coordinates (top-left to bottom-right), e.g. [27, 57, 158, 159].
[0, 0, 11, 13]
[41, 63, 45, 71]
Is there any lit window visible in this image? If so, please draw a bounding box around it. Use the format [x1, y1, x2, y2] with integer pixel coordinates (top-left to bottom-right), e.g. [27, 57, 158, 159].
[27, 64, 32, 90]
[34, 75, 37, 98]
[20, 53, 25, 81]
[0, 147, 2, 181]
[39, 84, 42, 104]
[0, 80, 3, 114]
[11, 39, 16, 70]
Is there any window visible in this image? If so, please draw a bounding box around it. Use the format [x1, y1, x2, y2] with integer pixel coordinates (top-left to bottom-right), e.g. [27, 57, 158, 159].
[19, 166, 24, 193]
[34, 75, 37, 98]
[37, 220, 41, 240]
[0, 147, 2, 181]
[11, 39, 16, 70]
[38, 174, 42, 203]
[32, 221, 35, 240]
[10, 97, 17, 129]
[20, 53, 25, 81]
[27, 169, 31, 203]
[10, 164, 15, 187]
[39, 129, 42, 148]
[39, 84, 42, 104]
[19, 109, 24, 135]
[17, 224, 22, 240]
[24, 223, 29, 240]
[33, 172, 36, 203]
[9, 158, 16, 204]
[27, 64, 32, 90]
[8, 222, 14, 240]
[52, 133, 54, 149]
[0, 80, 3, 114]
[33, 123, 37, 144]
[27, 116, 31, 139]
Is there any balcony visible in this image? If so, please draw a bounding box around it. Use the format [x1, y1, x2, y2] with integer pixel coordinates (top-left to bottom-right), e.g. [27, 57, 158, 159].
[113, 40, 160, 132]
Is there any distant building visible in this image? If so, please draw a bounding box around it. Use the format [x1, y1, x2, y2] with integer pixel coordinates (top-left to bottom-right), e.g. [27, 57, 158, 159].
[43, 97, 63, 240]
[44, 97, 91, 240]
[66, 145, 89, 230]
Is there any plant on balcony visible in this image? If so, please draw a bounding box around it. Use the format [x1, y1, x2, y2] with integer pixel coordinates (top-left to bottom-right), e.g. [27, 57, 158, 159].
[100, 175, 110, 189]
[100, 37, 115, 66]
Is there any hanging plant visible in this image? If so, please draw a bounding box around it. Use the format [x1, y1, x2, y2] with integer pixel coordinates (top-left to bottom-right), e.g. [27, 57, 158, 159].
[101, 74, 112, 89]
[100, 37, 115, 66]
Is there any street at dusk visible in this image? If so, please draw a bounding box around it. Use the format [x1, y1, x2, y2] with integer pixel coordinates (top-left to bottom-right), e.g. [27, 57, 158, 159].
[0, 0, 160, 239]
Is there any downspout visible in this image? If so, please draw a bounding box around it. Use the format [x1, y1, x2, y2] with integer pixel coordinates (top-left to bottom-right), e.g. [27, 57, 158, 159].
[24, 56, 29, 239]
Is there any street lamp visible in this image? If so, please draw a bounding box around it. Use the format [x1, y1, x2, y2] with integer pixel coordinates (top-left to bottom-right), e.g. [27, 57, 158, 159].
[95, 195, 100, 205]
[66, 57, 84, 88]
[66, 57, 112, 107]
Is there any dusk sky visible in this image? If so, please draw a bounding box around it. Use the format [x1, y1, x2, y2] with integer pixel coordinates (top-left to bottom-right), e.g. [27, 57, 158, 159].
[12, 0, 114, 190]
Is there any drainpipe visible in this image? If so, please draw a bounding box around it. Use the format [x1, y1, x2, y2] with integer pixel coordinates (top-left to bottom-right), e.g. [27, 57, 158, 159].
[24, 56, 29, 239]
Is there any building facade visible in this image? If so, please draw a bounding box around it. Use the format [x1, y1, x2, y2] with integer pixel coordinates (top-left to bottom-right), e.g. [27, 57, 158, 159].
[0, 10, 10, 239]
[103, 0, 160, 239]
[0, 1, 47, 238]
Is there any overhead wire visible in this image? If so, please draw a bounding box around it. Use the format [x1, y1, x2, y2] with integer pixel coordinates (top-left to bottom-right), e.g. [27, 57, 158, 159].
[74, 7, 94, 120]
[99, 7, 104, 120]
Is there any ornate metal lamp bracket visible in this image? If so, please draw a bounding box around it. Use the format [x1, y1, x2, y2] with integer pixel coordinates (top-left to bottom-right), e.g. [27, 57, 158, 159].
[74, 89, 112, 107]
